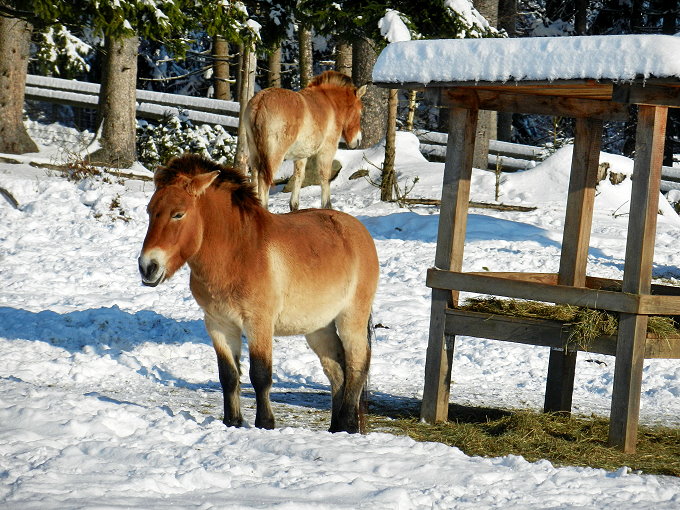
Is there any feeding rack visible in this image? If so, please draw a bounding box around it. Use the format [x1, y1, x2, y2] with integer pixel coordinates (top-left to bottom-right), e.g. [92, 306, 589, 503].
[373, 35, 680, 453]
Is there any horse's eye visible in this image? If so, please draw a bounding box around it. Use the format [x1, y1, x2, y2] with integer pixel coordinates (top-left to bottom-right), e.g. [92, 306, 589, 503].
[172, 212, 185, 220]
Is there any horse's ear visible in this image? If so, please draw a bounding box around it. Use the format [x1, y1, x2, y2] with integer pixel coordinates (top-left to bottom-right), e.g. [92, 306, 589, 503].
[356, 84, 368, 99]
[153, 166, 167, 189]
[189, 171, 220, 196]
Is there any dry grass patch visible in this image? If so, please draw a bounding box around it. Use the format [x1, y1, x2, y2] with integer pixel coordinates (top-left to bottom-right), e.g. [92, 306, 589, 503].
[368, 402, 680, 477]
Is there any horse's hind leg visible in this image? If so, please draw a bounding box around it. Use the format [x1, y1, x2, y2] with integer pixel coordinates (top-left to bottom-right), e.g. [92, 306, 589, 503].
[333, 314, 371, 433]
[205, 316, 243, 427]
[317, 153, 334, 209]
[247, 326, 276, 429]
[305, 324, 346, 431]
[289, 158, 307, 211]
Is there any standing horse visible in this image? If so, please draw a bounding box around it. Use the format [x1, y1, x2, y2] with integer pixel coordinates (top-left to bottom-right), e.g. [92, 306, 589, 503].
[244, 71, 367, 211]
[138, 154, 379, 433]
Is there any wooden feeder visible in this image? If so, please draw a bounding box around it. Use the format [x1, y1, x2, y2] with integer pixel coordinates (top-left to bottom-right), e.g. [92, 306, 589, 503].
[373, 35, 680, 453]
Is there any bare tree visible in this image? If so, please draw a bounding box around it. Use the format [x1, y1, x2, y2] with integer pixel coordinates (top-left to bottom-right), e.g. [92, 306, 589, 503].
[234, 40, 256, 172]
[298, 23, 313, 88]
[335, 41, 352, 77]
[472, 0, 498, 168]
[213, 35, 231, 100]
[381, 89, 399, 201]
[352, 36, 387, 148]
[89, 34, 139, 168]
[268, 44, 282, 88]
[497, 0, 517, 142]
[0, 16, 38, 154]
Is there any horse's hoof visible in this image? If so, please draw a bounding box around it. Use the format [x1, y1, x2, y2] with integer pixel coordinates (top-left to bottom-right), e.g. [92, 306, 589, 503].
[255, 417, 275, 430]
[328, 423, 359, 434]
[223, 416, 243, 427]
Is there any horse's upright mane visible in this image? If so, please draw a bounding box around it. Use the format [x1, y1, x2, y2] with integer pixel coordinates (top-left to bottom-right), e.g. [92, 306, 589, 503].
[308, 70, 356, 90]
[156, 153, 262, 211]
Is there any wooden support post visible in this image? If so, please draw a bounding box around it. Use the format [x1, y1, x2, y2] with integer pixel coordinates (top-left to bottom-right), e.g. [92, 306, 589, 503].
[421, 106, 479, 423]
[609, 105, 668, 453]
[544, 117, 603, 413]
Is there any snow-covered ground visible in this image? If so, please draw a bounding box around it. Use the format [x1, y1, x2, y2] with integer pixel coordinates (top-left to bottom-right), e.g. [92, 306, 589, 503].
[2, 126, 680, 508]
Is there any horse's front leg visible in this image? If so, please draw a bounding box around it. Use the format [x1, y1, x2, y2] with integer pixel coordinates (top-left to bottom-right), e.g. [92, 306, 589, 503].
[247, 326, 275, 429]
[205, 316, 243, 427]
[289, 158, 307, 211]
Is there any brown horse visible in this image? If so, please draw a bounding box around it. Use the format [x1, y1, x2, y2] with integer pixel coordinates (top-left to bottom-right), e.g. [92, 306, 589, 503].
[244, 70, 367, 211]
[138, 154, 379, 433]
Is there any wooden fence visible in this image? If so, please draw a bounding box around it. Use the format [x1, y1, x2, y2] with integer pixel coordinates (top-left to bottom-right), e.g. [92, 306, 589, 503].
[25, 74, 680, 192]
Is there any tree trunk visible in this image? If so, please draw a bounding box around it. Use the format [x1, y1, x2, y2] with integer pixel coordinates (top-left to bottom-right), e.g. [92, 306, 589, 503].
[0, 17, 38, 154]
[473, 0, 498, 168]
[575, 0, 588, 34]
[381, 89, 398, 202]
[268, 45, 282, 88]
[352, 36, 387, 148]
[89, 34, 139, 168]
[235, 42, 256, 173]
[405, 90, 417, 131]
[660, 0, 678, 166]
[335, 41, 352, 77]
[298, 24, 313, 88]
[213, 36, 231, 100]
[497, 0, 516, 141]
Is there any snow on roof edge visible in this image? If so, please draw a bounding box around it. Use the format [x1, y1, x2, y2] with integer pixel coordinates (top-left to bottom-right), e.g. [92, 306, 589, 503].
[372, 34, 680, 86]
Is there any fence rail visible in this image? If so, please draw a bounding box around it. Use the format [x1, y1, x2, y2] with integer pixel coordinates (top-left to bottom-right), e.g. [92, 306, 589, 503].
[25, 74, 240, 131]
[24, 74, 680, 192]
[414, 128, 680, 193]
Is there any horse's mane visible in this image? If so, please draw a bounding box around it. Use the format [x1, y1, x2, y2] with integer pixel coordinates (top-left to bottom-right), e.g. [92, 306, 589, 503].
[308, 70, 356, 90]
[155, 154, 262, 211]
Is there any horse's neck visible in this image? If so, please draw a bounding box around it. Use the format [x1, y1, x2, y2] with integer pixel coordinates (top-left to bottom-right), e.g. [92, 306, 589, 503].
[189, 191, 265, 284]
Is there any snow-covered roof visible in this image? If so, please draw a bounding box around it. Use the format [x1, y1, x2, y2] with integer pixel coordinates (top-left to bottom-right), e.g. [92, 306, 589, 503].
[373, 35, 680, 86]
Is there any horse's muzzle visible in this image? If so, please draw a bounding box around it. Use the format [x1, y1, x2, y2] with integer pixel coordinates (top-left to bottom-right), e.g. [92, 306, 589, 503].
[138, 256, 164, 287]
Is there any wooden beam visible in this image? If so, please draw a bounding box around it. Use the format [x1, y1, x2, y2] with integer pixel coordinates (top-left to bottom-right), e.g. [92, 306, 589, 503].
[613, 84, 680, 107]
[444, 309, 680, 359]
[444, 88, 629, 121]
[373, 78, 612, 95]
[421, 106, 479, 424]
[426, 269, 642, 314]
[545, 117, 604, 414]
[609, 105, 668, 453]
[558, 118, 603, 287]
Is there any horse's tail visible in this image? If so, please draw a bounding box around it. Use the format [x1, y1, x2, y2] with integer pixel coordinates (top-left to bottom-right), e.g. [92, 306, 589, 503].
[244, 91, 280, 187]
[358, 312, 374, 434]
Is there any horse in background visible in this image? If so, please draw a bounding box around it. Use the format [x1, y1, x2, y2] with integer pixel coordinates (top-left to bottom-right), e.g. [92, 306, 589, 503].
[138, 154, 379, 433]
[244, 71, 367, 211]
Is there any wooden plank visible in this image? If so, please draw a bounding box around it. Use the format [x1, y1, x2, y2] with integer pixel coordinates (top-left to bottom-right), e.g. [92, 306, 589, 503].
[637, 294, 680, 315]
[421, 106, 479, 424]
[558, 118, 603, 287]
[427, 269, 642, 314]
[610, 313, 649, 453]
[444, 88, 629, 121]
[609, 105, 668, 453]
[374, 78, 612, 95]
[445, 309, 680, 359]
[460, 272, 670, 293]
[645, 335, 680, 359]
[544, 117, 604, 414]
[613, 83, 680, 107]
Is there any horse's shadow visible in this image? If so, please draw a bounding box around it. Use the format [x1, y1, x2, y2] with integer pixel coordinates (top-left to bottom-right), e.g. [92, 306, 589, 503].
[0, 305, 210, 354]
[0, 305, 394, 415]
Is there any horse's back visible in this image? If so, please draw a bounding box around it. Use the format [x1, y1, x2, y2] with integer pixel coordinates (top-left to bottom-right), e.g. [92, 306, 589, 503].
[246, 87, 337, 160]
